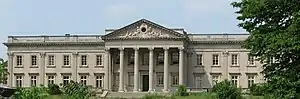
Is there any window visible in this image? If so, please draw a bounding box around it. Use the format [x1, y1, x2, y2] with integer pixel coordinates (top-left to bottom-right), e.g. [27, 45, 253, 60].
[212, 54, 219, 66]
[115, 53, 120, 64]
[196, 54, 203, 65]
[248, 55, 255, 65]
[128, 73, 134, 86]
[30, 76, 37, 86]
[194, 74, 202, 88]
[96, 75, 103, 88]
[128, 52, 134, 65]
[212, 75, 219, 86]
[16, 55, 23, 66]
[142, 53, 149, 65]
[171, 52, 179, 65]
[15, 76, 23, 87]
[231, 54, 238, 66]
[231, 75, 239, 87]
[81, 55, 87, 66]
[171, 74, 179, 86]
[80, 75, 87, 85]
[48, 76, 55, 85]
[63, 76, 70, 86]
[156, 72, 163, 86]
[31, 55, 37, 66]
[96, 55, 103, 66]
[63, 55, 70, 66]
[248, 75, 255, 88]
[48, 55, 55, 66]
[157, 52, 164, 65]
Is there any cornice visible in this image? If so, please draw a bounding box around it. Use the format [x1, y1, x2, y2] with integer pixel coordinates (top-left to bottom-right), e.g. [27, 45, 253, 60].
[103, 37, 186, 41]
[3, 42, 104, 47]
[190, 40, 244, 44]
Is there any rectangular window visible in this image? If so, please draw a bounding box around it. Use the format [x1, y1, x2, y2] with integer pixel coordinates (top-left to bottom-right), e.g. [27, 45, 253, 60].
[248, 75, 255, 88]
[96, 75, 103, 88]
[114, 74, 119, 87]
[47, 76, 55, 85]
[63, 55, 70, 66]
[81, 55, 87, 66]
[157, 52, 164, 65]
[128, 72, 134, 86]
[248, 55, 255, 65]
[80, 75, 87, 85]
[171, 52, 179, 65]
[196, 54, 203, 65]
[156, 72, 163, 86]
[48, 55, 55, 66]
[63, 76, 70, 86]
[31, 55, 37, 66]
[16, 55, 23, 66]
[143, 53, 149, 65]
[212, 54, 219, 66]
[231, 54, 238, 66]
[128, 52, 134, 65]
[194, 74, 202, 88]
[171, 74, 179, 86]
[231, 75, 239, 87]
[212, 75, 219, 86]
[96, 55, 103, 66]
[15, 76, 23, 87]
[30, 76, 37, 86]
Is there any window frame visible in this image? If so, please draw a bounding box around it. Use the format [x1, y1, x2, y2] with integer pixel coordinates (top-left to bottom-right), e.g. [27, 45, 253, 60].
[31, 55, 37, 66]
[231, 54, 239, 66]
[81, 55, 87, 66]
[156, 52, 164, 65]
[48, 55, 55, 66]
[15, 75, 23, 87]
[156, 72, 164, 86]
[171, 52, 179, 65]
[248, 75, 255, 88]
[96, 55, 103, 66]
[47, 75, 55, 85]
[212, 54, 219, 66]
[30, 75, 37, 86]
[16, 55, 23, 66]
[196, 54, 203, 66]
[63, 55, 70, 66]
[231, 75, 239, 87]
[95, 75, 103, 88]
[80, 75, 88, 85]
[248, 55, 255, 66]
[63, 75, 70, 86]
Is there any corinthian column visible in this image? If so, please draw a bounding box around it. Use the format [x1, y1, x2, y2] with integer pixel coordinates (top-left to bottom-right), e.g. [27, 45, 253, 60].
[7, 52, 13, 87]
[179, 47, 184, 85]
[40, 52, 46, 85]
[133, 47, 139, 92]
[163, 47, 169, 92]
[104, 48, 110, 90]
[118, 48, 125, 92]
[148, 47, 154, 92]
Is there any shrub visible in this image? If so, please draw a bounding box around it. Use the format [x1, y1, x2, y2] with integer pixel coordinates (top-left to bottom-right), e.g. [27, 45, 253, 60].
[62, 80, 93, 99]
[212, 79, 242, 99]
[175, 85, 188, 96]
[141, 93, 172, 99]
[13, 86, 49, 99]
[48, 84, 62, 95]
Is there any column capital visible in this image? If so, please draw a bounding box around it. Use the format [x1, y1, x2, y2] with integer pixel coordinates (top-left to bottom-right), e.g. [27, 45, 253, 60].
[118, 47, 124, 51]
[72, 52, 78, 56]
[163, 47, 169, 51]
[133, 47, 139, 51]
[148, 47, 154, 51]
[6, 52, 14, 57]
[178, 47, 184, 51]
[105, 47, 110, 51]
[39, 52, 46, 57]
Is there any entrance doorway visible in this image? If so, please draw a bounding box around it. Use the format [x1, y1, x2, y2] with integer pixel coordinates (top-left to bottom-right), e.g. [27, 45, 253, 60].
[142, 75, 149, 91]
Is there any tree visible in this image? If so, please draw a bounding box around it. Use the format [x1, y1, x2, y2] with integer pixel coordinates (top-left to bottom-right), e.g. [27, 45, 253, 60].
[0, 58, 7, 84]
[232, 0, 300, 98]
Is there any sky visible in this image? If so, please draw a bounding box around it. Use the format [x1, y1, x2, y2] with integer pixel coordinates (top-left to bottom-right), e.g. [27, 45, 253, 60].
[0, 0, 244, 60]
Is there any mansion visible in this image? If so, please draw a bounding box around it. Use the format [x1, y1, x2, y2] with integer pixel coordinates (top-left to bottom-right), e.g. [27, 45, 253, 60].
[4, 19, 264, 92]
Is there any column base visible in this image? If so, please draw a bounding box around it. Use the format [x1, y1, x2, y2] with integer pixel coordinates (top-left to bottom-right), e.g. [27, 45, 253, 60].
[118, 90, 125, 92]
[163, 89, 169, 93]
[133, 90, 139, 92]
[148, 89, 155, 93]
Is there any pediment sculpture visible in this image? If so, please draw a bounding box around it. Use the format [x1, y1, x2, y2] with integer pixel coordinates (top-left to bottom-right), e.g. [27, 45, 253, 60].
[119, 23, 169, 38]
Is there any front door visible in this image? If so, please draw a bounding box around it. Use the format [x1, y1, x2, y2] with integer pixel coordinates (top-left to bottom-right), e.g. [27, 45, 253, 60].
[142, 75, 149, 91]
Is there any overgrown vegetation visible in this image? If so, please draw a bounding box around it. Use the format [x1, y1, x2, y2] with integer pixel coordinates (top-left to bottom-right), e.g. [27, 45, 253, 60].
[13, 86, 49, 99]
[62, 81, 93, 99]
[212, 80, 242, 99]
[175, 85, 188, 96]
[47, 84, 62, 95]
[232, 0, 300, 98]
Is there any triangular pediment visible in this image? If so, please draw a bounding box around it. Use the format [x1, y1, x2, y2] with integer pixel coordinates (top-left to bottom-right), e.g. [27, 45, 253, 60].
[101, 19, 186, 40]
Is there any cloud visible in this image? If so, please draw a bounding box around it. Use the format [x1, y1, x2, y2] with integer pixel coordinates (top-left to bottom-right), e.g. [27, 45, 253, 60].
[103, 3, 137, 19]
[182, 0, 231, 15]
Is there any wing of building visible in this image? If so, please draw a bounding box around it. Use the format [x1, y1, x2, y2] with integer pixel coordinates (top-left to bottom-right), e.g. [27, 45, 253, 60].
[3, 19, 263, 92]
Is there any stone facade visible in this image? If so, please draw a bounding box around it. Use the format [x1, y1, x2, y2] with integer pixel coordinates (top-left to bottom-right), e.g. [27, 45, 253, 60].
[3, 19, 264, 92]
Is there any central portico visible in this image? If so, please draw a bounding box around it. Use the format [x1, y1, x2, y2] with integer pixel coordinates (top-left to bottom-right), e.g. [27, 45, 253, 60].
[102, 19, 188, 92]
